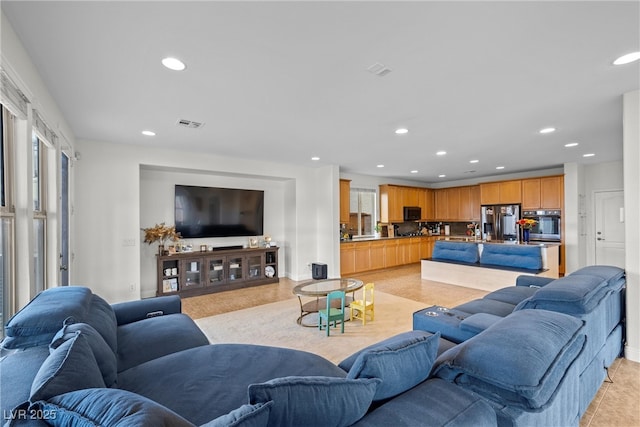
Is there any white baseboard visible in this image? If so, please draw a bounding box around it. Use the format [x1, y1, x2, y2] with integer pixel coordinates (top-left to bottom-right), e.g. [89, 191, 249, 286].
[624, 344, 640, 363]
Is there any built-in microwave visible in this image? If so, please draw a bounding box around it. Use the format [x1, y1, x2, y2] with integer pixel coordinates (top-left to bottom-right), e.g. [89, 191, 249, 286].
[403, 206, 421, 221]
[523, 210, 561, 242]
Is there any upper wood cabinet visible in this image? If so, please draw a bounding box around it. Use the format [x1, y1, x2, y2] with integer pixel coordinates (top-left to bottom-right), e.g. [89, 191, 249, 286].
[379, 185, 402, 223]
[419, 189, 434, 220]
[380, 185, 433, 223]
[339, 179, 351, 224]
[433, 186, 479, 221]
[480, 180, 522, 204]
[522, 176, 563, 210]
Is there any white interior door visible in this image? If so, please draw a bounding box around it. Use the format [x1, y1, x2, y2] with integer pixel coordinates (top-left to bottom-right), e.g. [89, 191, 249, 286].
[594, 190, 625, 268]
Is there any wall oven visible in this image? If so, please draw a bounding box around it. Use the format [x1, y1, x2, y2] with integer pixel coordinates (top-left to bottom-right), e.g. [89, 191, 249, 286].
[522, 210, 561, 242]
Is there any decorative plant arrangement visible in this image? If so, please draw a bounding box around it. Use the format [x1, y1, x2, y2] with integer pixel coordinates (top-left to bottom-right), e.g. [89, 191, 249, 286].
[516, 219, 537, 229]
[516, 219, 537, 243]
[141, 223, 181, 254]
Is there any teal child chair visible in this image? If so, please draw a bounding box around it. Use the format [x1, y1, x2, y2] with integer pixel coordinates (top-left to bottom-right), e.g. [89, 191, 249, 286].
[318, 290, 346, 336]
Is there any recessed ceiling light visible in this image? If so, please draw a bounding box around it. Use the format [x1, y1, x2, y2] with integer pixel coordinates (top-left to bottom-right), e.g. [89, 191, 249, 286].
[469, 159, 479, 164]
[377, 164, 384, 168]
[311, 156, 320, 161]
[141, 130, 156, 136]
[395, 128, 408, 135]
[564, 142, 579, 147]
[583, 153, 595, 157]
[613, 52, 640, 65]
[162, 57, 186, 71]
[438, 174, 446, 178]
[539, 127, 556, 134]
[410, 170, 418, 174]
[436, 151, 447, 156]
[496, 166, 505, 170]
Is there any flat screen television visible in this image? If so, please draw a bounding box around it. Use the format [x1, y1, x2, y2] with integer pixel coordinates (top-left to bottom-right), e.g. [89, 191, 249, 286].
[175, 185, 264, 238]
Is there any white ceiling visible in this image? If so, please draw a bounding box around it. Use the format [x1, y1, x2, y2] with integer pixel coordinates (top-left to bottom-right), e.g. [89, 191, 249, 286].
[2, 1, 639, 183]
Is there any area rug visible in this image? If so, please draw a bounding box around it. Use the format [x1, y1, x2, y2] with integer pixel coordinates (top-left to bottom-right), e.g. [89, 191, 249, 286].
[195, 292, 429, 364]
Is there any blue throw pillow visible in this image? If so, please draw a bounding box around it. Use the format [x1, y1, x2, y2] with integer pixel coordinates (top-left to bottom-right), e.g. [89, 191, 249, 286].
[248, 376, 379, 427]
[30, 332, 105, 403]
[31, 388, 194, 427]
[50, 321, 118, 387]
[202, 402, 273, 427]
[341, 331, 440, 400]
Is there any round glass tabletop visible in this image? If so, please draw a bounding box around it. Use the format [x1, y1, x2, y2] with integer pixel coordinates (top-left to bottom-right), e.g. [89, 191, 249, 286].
[293, 278, 364, 297]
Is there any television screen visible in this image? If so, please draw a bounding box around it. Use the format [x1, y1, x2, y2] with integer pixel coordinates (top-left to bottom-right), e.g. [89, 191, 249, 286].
[175, 185, 264, 238]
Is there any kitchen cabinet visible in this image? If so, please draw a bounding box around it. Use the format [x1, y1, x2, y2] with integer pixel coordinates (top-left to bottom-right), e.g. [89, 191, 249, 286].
[340, 179, 351, 224]
[384, 239, 399, 267]
[354, 243, 371, 272]
[521, 176, 563, 210]
[480, 180, 522, 204]
[434, 189, 448, 220]
[541, 176, 563, 209]
[340, 243, 356, 275]
[379, 185, 403, 223]
[380, 184, 433, 223]
[340, 236, 434, 275]
[433, 186, 479, 221]
[370, 241, 385, 269]
[409, 238, 422, 263]
[419, 189, 434, 220]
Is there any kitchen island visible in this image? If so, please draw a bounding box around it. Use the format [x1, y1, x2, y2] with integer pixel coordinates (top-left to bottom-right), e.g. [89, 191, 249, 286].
[421, 240, 560, 292]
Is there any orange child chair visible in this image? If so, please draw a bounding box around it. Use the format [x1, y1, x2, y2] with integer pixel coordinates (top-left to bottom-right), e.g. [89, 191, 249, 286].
[350, 282, 374, 325]
[318, 290, 346, 336]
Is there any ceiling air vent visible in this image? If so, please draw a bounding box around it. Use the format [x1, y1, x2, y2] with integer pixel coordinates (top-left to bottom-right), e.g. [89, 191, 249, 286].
[366, 62, 392, 77]
[176, 119, 204, 129]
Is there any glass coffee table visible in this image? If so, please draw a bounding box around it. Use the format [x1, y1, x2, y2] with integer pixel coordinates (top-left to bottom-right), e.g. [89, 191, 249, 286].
[292, 278, 364, 327]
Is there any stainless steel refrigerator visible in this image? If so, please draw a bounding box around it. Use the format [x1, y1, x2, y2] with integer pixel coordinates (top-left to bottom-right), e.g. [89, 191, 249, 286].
[481, 204, 520, 242]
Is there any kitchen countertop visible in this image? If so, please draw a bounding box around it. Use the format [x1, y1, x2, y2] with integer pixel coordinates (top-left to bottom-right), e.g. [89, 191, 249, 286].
[340, 235, 560, 247]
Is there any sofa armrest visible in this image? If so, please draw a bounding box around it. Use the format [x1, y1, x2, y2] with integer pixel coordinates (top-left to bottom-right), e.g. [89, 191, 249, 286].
[459, 313, 503, 335]
[515, 275, 554, 288]
[111, 295, 182, 326]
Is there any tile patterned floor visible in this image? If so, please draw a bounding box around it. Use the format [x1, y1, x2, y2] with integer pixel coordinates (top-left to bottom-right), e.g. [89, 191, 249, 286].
[181, 264, 640, 426]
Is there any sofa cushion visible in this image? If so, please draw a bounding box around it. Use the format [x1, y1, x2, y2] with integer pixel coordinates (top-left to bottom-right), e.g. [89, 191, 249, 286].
[50, 321, 117, 387]
[484, 286, 538, 305]
[203, 402, 273, 427]
[248, 376, 379, 427]
[516, 274, 623, 315]
[2, 287, 93, 349]
[32, 388, 194, 427]
[455, 298, 516, 317]
[30, 333, 105, 403]
[87, 294, 118, 353]
[432, 241, 479, 264]
[353, 378, 497, 427]
[118, 344, 347, 426]
[340, 331, 440, 401]
[460, 313, 503, 334]
[116, 313, 209, 372]
[0, 346, 50, 416]
[434, 309, 585, 410]
[480, 244, 543, 270]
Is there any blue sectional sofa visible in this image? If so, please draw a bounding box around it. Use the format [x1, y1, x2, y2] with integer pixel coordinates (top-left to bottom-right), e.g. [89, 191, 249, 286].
[1, 265, 625, 426]
[414, 264, 626, 419]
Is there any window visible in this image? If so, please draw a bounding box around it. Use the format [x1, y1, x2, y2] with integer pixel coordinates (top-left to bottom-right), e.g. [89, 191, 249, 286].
[32, 134, 46, 294]
[348, 188, 377, 237]
[1, 105, 15, 336]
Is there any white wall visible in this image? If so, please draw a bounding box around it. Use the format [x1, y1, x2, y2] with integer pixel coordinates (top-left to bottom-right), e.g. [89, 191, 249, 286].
[623, 90, 640, 362]
[73, 139, 339, 302]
